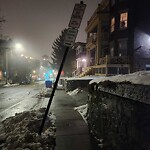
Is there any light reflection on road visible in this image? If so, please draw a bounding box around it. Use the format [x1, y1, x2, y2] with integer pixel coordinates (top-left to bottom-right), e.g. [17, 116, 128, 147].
[0, 81, 46, 121]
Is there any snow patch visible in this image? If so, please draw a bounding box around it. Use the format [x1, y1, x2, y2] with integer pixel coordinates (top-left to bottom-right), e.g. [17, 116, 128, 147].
[90, 71, 150, 85]
[66, 76, 100, 81]
[3, 83, 19, 87]
[35, 88, 52, 98]
[74, 104, 88, 123]
[0, 108, 56, 150]
[67, 88, 82, 96]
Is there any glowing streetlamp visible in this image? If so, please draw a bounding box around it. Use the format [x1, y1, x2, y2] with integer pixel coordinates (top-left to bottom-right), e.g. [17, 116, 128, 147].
[82, 58, 86, 62]
[15, 43, 24, 52]
[33, 70, 36, 74]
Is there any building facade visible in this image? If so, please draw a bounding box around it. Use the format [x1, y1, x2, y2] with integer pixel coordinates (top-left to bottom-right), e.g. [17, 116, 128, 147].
[81, 0, 150, 77]
[73, 42, 87, 76]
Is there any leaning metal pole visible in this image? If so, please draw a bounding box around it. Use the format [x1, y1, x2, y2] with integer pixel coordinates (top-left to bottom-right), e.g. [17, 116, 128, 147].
[38, 1, 86, 135]
[38, 46, 69, 135]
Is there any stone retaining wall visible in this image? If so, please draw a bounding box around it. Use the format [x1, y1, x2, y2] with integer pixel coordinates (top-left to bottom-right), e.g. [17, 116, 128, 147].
[65, 79, 92, 92]
[87, 81, 150, 150]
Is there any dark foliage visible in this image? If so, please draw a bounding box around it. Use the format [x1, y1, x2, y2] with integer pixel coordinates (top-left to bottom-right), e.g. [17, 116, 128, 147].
[50, 29, 76, 76]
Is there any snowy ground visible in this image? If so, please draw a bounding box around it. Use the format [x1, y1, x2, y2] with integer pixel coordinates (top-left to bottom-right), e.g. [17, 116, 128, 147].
[1, 71, 149, 149]
[0, 108, 56, 150]
[0, 85, 56, 150]
[0, 86, 89, 149]
[67, 88, 89, 123]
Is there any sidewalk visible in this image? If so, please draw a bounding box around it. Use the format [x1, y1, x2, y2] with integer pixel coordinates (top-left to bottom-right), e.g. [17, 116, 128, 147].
[50, 90, 92, 150]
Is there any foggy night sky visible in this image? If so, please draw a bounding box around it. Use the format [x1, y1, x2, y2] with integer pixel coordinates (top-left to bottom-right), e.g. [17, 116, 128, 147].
[0, 0, 99, 60]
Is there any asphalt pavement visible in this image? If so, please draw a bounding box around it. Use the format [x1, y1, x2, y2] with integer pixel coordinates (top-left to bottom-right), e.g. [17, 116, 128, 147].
[50, 90, 92, 150]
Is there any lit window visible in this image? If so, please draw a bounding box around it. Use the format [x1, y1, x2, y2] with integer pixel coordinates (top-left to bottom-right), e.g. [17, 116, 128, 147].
[111, 17, 115, 32]
[120, 12, 128, 29]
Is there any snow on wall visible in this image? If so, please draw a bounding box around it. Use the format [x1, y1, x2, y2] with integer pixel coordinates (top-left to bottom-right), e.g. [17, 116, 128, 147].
[90, 71, 150, 85]
[87, 73, 150, 150]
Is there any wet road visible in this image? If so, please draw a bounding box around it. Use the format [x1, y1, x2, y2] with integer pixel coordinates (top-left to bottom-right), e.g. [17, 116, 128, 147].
[0, 82, 45, 121]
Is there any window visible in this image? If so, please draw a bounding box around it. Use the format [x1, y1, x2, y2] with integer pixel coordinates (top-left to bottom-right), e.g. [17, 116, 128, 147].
[120, 12, 128, 29]
[118, 38, 128, 56]
[111, 17, 115, 32]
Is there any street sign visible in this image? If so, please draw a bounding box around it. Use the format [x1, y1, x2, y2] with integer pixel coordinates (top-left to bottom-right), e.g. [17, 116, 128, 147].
[64, 28, 78, 47]
[69, 3, 86, 29]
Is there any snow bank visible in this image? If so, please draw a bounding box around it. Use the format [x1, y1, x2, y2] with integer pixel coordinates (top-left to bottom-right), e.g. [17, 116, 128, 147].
[67, 88, 88, 123]
[67, 88, 82, 96]
[35, 88, 52, 98]
[0, 108, 56, 150]
[74, 104, 88, 123]
[90, 71, 150, 85]
[66, 76, 100, 81]
[3, 83, 19, 87]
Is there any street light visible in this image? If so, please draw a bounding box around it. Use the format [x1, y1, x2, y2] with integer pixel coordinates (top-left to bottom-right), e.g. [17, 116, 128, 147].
[33, 70, 36, 74]
[15, 43, 24, 52]
[82, 58, 86, 62]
